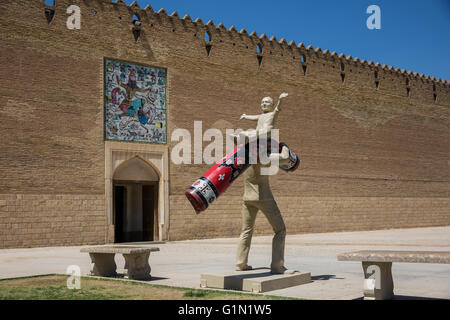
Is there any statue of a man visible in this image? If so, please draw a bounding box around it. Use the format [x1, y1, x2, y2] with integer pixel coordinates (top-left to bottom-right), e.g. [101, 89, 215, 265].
[235, 93, 295, 274]
[236, 93, 288, 140]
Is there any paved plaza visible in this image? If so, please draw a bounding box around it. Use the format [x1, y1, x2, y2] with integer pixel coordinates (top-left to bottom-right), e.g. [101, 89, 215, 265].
[1, 226, 449, 300]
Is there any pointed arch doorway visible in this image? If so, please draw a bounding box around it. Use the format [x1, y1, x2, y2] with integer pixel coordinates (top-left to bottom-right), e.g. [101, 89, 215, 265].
[113, 156, 160, 243]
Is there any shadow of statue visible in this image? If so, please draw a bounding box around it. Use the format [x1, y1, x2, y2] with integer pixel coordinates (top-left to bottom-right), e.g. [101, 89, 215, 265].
[311, 274, 345, 281]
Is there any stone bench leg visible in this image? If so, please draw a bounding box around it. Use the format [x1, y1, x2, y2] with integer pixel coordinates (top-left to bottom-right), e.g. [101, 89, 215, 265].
[362, 261, 394, 300]
[89, 253, 117, 277]
[123, 252, 151, 280]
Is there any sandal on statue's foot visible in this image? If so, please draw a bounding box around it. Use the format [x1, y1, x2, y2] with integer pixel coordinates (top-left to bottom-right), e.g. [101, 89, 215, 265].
[235, 265, 253, 271]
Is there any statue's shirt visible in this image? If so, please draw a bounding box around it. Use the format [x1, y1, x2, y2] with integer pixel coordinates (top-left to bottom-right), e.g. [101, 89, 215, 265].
[243, 164, 274, 201]
[256, 110, 279, 133]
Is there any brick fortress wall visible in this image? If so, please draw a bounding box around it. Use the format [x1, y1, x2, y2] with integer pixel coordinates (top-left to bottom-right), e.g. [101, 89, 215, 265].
[0, 0, 449, 247]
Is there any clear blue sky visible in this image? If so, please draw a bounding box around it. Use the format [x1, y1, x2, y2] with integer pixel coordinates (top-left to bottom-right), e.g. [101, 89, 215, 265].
[124, 0, 450, 81]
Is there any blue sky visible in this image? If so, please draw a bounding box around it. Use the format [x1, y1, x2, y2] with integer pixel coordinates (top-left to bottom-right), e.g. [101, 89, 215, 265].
[123, 0, 450, 81]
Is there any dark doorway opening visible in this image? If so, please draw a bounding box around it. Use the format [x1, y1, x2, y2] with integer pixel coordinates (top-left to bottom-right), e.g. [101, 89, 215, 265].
[142, 185, 155, 241]
[114, 186, 126, 243]
[113, 182, 158, 243]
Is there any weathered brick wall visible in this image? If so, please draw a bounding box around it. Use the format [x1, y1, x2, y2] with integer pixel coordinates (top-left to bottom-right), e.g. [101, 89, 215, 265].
[0, 0, 449, 248]
[0, 194, 106, 248]
[169, 196, 450, 241]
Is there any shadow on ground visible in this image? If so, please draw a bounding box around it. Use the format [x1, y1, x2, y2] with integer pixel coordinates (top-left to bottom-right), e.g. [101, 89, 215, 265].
[113, 274, 169, 282]
[311, 275, 344, 281]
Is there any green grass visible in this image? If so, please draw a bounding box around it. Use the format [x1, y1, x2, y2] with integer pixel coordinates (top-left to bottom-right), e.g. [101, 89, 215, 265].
[0, 285, 131, 300]
[0, 275, 298, 300]
[183, 289, 209, 298]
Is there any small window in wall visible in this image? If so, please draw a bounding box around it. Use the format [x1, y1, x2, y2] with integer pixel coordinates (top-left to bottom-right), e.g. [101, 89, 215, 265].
[405, 78, 411, 97]
[257, 55, 263, 68]
[256, 43, 263, 68]
[374, 71, 379, 89]
[132, 14, 141, 26]
[45, 8, 55, 24]
[44, 0, 55, 25]
[205, 30, 211, 42]
[132, 14, 142, 42]
[340, 63, 345, 83]
[300, 55, 307, 76]
[205, 31, 212, 56]
[132, 29, 141, 42]
[133, 30, 141, 41]
[257, 43, 263, 55]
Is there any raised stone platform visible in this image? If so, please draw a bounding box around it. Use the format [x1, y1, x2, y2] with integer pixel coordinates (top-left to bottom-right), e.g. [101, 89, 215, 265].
[200, 268, 311, 293]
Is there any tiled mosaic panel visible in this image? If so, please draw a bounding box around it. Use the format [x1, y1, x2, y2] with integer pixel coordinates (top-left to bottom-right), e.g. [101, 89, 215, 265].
[105, 59, 167, 144]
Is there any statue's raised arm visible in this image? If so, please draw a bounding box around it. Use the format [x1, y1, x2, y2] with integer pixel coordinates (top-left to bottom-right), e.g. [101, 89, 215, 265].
[274, 93, 289, 112]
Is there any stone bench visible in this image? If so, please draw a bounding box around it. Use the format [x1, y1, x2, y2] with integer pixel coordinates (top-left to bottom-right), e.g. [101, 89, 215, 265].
[338, 250, 450, 300]
[81, 246, 160, 280]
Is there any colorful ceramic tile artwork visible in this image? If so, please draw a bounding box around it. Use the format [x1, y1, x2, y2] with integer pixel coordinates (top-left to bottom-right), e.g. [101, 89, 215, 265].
[104, 59, 167, 144]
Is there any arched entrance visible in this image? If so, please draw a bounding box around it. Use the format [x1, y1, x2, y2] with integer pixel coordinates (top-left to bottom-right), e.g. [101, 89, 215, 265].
[113, 156, 160, 243]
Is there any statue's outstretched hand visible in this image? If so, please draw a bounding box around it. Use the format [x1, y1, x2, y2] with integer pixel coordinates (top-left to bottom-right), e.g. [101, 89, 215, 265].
[240, 114, 247, 120]
[279, 93, 289, 100]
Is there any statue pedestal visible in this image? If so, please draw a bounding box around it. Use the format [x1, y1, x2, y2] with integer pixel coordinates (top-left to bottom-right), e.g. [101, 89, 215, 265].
[200, 268, 311, 293]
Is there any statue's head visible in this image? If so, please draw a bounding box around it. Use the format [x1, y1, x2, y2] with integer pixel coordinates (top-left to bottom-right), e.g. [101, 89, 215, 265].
[261, 97, 274, 113]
